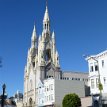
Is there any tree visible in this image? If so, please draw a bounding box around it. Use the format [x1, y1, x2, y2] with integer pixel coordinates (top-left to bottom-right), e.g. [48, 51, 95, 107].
[98, 82, 103, 91]
[62, 93, 81, 107]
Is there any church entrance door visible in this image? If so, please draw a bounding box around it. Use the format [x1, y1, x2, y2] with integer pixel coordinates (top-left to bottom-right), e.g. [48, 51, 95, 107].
[29, 98, 33, 107]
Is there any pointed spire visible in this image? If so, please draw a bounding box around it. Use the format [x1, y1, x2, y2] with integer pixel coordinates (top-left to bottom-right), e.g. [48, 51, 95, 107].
[56, 50, 59, 57]
[43, 1, 49, 22]
[31, 24, 36, 41]
[52, 31, 55, 38]
[56, 50, 60, 68]
[39, 35, 41, 41]
[43, 1, 50, 31]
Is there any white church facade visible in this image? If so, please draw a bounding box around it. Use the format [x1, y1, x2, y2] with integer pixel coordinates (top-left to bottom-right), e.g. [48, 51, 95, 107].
[23, 3, 89, 107]
[23, 4, 61, 107]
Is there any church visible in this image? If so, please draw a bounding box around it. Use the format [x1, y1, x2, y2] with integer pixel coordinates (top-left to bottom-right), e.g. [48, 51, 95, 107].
[23, 3, 89, 107]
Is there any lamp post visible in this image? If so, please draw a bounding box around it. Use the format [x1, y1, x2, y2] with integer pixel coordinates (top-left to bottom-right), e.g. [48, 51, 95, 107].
[1, 84, 6, 107]
[84, 55, 103, 107]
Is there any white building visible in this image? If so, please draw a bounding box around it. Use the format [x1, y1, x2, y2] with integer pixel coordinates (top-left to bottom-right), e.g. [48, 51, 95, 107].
[36, 78, 54, 107]
[86, 50, 107, 96]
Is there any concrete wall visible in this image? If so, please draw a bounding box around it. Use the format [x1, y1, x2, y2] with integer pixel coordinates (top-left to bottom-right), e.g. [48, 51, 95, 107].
[81, 96, 92, 107]
[54, 79, 85, 107]
[62, 72, 89, 86]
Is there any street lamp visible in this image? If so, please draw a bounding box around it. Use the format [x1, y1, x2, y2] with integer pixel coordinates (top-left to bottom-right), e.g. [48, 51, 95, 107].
[83, 55, 103, 107]
[1, 84, 6, 107]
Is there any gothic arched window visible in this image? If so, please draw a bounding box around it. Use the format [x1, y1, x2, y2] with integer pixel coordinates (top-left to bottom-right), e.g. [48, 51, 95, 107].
[45, 24, 46, 29]
[45, 49, 51, 61]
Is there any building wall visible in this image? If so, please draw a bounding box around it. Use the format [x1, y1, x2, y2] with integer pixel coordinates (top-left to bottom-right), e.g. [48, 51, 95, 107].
[54, 79, 85, 107]
[36, 78, 55, 107]
[44, 79, 55, 106]
[81, 96, 92, 107]
[62, 72, 89, 86]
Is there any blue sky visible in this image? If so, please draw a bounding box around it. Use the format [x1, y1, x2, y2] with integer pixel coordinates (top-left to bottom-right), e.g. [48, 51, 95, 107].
[0, 0, 107, 96]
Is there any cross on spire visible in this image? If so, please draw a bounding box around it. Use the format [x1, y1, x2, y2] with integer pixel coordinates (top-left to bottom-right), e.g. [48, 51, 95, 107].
[46, 0, 48, 6]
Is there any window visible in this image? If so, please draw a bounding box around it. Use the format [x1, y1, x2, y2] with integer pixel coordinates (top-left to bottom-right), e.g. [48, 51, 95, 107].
[78, 78, 80, 81]
[72, 78, 74, 80]
[39, 90, 40, 94]
[42, 100, 44, 104]
[51, 84, 53, 90]
[90, 66, 94, 72]
[94, 62, 99, 71]
[49, 95, 50, 101]
[45, 49, 51, 61]
[32, 62, 35, 67]
[51, 94, 54, 100]
[104, 77, 106, 84]
[45, 24, 46, 29]
[91, 79, 95, 89]
[45, 96, 47, 102]
[75, 78, 77, 80]
[67, 78, 69, 80]
[47, 96, 48, 101]
[45, 87, 46, 92]
[95, 65, 98, 71]
[47, 86, 49, 91]
[85, 79, 88, 81]
[102, 60, 104, 67]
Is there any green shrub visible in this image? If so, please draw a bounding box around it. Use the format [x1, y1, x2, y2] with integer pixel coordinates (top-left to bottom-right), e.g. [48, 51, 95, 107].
[62, 93, 81, 107]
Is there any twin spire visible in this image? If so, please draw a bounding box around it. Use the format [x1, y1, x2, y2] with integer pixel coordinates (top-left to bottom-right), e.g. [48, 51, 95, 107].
[31, 25, 36, 42]
[31, 1, 54, 48]
[43, 2, 50, 31]
[43, 5, 49, 22]
[31, 25, 37, 49]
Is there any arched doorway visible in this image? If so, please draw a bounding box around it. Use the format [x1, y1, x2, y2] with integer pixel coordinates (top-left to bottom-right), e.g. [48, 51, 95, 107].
[29, 98, 33, 107]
